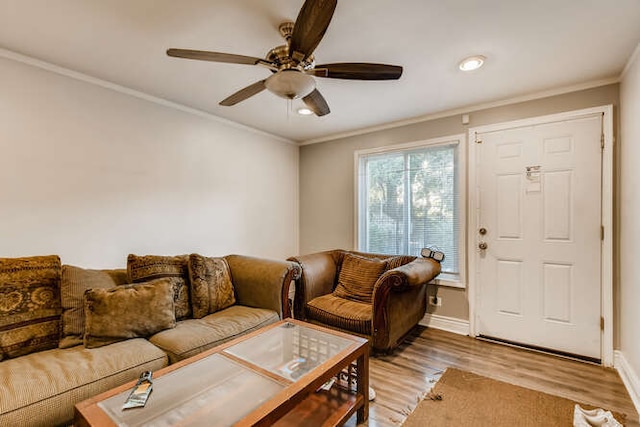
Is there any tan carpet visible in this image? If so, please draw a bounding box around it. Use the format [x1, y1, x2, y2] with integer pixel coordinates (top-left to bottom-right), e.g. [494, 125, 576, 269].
[402, 368, 626, 427]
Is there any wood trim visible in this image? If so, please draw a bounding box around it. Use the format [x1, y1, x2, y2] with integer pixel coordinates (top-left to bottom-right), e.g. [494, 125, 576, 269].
[615, 350, 640, 417]
[601, 104, 614, 367]
[281, 264, 302, 318]
[420, 313, 470, 336]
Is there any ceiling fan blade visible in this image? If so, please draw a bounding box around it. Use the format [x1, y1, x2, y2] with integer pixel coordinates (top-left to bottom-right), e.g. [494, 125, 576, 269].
[314, 63, 403, 80]
[219, 79, 267, 106]
[289, 0, 337, 63]
[305, 68, 329, 77]
[302, 89, 330, 116]
[167, 48, 275, 68]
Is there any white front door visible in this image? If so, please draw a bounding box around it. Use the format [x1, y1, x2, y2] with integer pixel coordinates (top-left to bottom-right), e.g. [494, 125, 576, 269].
[475, 114, 603, 360]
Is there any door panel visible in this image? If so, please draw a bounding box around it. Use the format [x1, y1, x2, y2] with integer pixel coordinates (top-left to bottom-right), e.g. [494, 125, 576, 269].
[543, 170, 572, 241]
[496, 174, 523, 239]
[496, 260, 523, 316]
[542, 262, 572, 323]
[476, 115, 602, 359]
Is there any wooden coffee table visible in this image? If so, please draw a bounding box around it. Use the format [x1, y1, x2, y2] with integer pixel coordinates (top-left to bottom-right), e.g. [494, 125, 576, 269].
[74, 319, 369, 426]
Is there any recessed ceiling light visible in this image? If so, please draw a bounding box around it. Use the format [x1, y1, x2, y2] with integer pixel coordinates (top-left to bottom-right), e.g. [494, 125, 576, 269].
[459, 55, 486, 71]
[297, 108, 314, 116]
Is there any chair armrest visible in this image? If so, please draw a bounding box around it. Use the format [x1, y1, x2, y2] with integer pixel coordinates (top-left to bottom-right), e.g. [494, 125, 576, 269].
[287, 250, 341, 319]
[224, 254, 301, 319]
[376, 257, 442, 293]
[371, 258, 441, 351]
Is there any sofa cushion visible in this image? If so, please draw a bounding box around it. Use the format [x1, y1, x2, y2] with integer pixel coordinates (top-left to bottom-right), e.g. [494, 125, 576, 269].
[149, 305, 279, 363]
[333, 253, 387, 304]
[188, 254, 236, 319]
[59, 265, 128, 349]
[127, 254, 192, 321]
[0, 255, 62, 361]
[306, 294, 372, 336]
[0, 338, 168, 427]
[84, 279, 176, 349]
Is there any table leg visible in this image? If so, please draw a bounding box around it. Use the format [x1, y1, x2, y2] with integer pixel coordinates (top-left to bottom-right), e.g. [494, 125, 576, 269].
[356, 348, 369, 423]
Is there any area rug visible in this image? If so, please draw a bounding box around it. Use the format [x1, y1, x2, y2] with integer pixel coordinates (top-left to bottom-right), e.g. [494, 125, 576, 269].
[402, 368, 626, 426]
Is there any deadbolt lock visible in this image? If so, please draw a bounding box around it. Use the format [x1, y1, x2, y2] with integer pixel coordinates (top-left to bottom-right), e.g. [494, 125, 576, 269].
[479, 227, 487, 235]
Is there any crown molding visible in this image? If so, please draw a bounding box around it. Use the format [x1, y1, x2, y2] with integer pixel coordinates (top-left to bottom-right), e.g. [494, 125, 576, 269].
[621, 41, 640, 81]
[300, 77, 619, 146]
[0, 48, 296, 146]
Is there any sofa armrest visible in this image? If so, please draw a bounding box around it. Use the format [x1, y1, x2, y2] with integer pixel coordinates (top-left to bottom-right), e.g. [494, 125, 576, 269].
[224, 255, 301, 319]
[287, 250, 340, 320]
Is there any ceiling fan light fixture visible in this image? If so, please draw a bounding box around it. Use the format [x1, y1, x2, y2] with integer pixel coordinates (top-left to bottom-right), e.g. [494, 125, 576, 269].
[265, 69, 316, 99]
[297, 107, 314, 116]
[459, 55, 486, 71]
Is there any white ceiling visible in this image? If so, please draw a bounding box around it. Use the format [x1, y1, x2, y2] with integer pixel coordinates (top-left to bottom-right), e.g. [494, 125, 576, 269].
[2, 0, 640, 143]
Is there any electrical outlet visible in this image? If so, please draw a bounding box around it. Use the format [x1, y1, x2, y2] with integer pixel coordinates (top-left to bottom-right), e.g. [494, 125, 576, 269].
[430, 296, 443, 306]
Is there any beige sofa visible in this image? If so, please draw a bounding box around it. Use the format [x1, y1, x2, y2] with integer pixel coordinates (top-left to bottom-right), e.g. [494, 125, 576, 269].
[0, 254, 300, 427]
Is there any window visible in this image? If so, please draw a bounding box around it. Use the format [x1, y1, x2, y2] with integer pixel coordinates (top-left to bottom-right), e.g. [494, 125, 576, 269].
[356, 136, 464, 284]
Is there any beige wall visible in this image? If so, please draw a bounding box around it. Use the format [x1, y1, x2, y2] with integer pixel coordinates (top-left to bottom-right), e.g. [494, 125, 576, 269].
[620, 49, 640, 391]
[0, 56, 299, 268]
[299, 84, 619, 322]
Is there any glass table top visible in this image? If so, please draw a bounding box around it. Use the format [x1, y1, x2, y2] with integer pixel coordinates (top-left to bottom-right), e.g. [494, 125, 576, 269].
[223, 321, 356, 381]
[96, 321, 360, 426]
[98, 354, 284, 427]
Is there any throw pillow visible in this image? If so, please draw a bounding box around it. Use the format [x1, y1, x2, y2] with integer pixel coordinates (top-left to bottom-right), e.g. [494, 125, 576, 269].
[83, 278, 176, 349]
[59, 265, 128, 349]
[187, 254, 236, 319]
[127, 254, 191, 321]
[333, 254, 388, 304]
[0, 255, 62, 361]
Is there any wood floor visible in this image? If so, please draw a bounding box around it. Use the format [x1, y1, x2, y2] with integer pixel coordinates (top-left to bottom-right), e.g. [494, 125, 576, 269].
[346, 326, 639, 426]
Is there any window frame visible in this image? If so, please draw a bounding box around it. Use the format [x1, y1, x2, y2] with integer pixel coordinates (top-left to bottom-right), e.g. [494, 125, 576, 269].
[354, 134, 467, 288]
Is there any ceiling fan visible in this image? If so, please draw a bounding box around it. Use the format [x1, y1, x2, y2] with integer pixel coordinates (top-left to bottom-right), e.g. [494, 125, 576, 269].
[166, 0, 403, 116]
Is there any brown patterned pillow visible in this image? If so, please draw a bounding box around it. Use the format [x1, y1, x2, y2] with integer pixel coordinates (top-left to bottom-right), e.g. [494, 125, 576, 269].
[84, 278, 176, 349]
[333, 254, 387, 304]
[127, 254, 191, 321]
[187, 254, 236, 319]
[59, 265, 128, 349]
[0, 255, 62, 360]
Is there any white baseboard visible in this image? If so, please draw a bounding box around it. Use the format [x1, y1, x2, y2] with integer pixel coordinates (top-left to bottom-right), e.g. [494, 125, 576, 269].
[614, 350, 640, 420]
[419, 313, 469, 336]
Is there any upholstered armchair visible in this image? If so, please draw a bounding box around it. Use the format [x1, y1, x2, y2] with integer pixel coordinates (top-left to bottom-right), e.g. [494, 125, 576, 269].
[287, 249, 441, 353]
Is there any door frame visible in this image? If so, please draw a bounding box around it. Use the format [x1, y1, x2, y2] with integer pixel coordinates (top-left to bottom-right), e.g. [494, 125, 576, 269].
[467, 105, 614, 366]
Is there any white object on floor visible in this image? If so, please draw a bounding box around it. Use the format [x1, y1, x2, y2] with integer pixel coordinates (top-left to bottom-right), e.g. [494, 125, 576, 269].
[573, 404, 622, 427]
[369, 387, 376, 401]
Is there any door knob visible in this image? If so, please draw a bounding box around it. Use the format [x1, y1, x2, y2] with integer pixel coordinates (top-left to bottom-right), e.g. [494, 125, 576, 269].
[478, 241, 488, 250]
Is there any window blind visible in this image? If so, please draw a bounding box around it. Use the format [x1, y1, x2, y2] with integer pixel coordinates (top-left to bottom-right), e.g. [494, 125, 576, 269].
[358, 143, 459, 275]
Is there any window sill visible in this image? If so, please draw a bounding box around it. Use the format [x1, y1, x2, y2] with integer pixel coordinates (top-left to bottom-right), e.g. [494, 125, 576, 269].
[429, 273, 465, 289]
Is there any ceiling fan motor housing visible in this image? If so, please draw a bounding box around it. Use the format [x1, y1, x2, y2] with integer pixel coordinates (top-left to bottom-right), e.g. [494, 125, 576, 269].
[266, 21, 315, 70]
